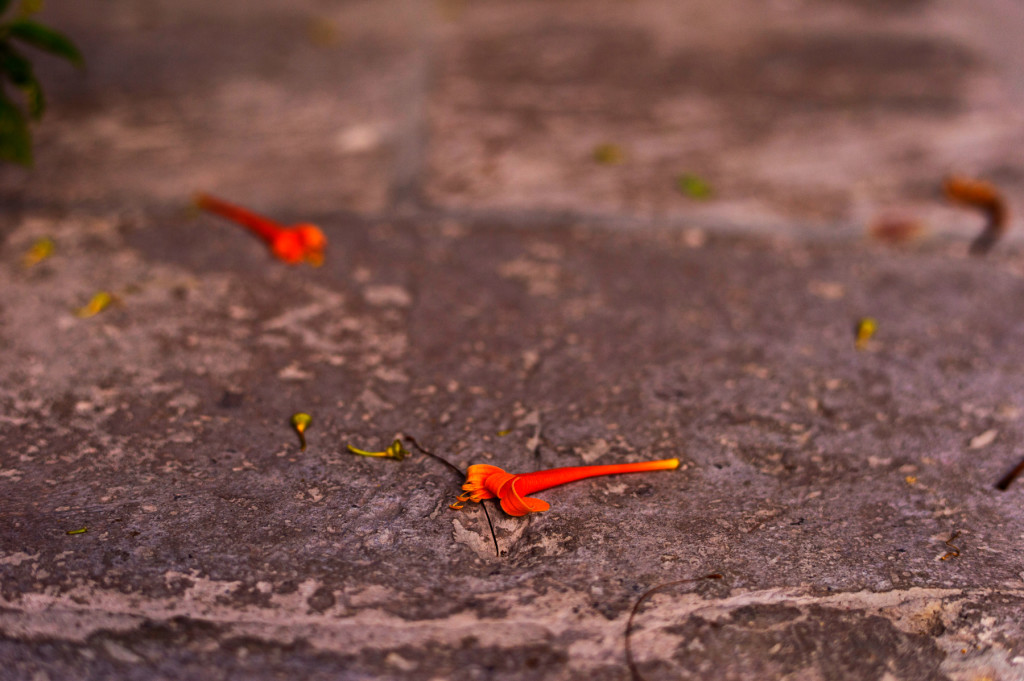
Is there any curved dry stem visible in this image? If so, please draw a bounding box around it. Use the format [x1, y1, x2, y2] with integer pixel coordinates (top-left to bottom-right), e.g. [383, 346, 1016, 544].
[625, 573, 724, 681]
[405, 435, 500, 558]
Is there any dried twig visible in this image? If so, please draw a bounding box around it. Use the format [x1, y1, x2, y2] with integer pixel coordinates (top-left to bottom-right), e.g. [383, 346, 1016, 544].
[995, 457, 1024, 491]
[940, 530, 962, 561]
[625, 573, 724, 681]
[405, 435, 500, 558]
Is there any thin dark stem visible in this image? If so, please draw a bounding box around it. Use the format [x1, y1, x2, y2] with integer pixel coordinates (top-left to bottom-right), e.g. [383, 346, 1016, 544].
[625, 573, 724, 681]
[480, 502, 500, 559]
[404, 434, 463, 478]
[405, 434, 501, 558]
[996, 457, 1024, 491]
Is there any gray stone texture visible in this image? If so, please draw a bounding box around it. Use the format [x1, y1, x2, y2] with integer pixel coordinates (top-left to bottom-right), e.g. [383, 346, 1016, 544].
[1, 1, 1024, 680]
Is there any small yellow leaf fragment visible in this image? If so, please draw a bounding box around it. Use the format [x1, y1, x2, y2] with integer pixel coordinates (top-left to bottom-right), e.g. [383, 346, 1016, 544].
[904, 475, 917, 485]
[291, 412, 312, 451]
[387, 440, 409, 459]
[676, 173, 712, 199]
[855, 317, 877, 350]
[497, 429, 512, 437]
[75, 291, 114, 318]
[593, 143, 624, 165]
[347, 439, 408, 460]
[22, 237, 55, 267]
[307, 16, 341, 47]
[66, 527, 87, 535]
[436, 0, 467, 21]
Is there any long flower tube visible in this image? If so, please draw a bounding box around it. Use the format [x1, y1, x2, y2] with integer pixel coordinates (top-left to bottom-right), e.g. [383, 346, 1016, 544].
[195, 192, 327, 265]
[450, 458, 680, 516]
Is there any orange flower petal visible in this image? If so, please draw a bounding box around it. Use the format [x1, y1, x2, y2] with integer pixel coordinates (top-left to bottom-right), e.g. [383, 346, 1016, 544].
[499, 478, 551, 516]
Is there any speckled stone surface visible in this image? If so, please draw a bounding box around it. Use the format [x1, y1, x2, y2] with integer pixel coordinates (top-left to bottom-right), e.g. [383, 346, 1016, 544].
[425, 0, 1024, 237]
[1, 1, 1024, 680]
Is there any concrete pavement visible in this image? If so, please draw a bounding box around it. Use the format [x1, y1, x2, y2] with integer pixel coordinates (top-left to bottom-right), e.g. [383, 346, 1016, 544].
[2, 1, 1024, 679]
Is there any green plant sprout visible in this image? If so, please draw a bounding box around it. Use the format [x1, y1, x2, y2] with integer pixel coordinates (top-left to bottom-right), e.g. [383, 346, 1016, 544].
[0, 0, 83, 165]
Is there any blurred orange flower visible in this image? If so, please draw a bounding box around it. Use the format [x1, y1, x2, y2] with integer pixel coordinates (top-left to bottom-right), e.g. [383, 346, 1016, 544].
[195, 192, 326, 266]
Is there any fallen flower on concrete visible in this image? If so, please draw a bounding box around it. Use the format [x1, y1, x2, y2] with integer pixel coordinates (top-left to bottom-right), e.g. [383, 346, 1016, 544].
[194, 192, 327, 266]
[22, 236, 54, 267]
[347, 439, 409, 461]
[74, 291, 114, 318]
[291, 412, 312, 451]
[450, 458, 680, 516]
[943, 175, 1008, 255]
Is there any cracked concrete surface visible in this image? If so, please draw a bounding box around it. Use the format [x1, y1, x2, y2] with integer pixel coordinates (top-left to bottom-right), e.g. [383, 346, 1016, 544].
[2, 0, 1024, 679]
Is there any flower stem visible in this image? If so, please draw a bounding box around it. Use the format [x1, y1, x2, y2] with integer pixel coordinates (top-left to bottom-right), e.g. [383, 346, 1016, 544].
[347, 440, 408, 460]
[291, 413, 311, 451]
[347, 445, 390, 458]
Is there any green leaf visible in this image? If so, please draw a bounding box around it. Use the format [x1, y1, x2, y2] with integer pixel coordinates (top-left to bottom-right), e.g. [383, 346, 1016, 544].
[1, 45, 44, 118]
[675, 173, 713, 200]
[0, 90, 33, 165]
[8, 19, 83, 67]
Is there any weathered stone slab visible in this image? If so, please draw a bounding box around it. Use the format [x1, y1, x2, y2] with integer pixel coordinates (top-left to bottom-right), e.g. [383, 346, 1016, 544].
[426, 0, 1024, 236]
[2, 210, 1023, 678]
[2, 0, 1024, 678]
[0, 0, 426, 213]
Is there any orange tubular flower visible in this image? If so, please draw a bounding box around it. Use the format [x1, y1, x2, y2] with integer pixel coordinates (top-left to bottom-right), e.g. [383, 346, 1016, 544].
[942, 176, 1008, 255]
[450, 458, 680, 516]
[195, 193, 326, 266]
